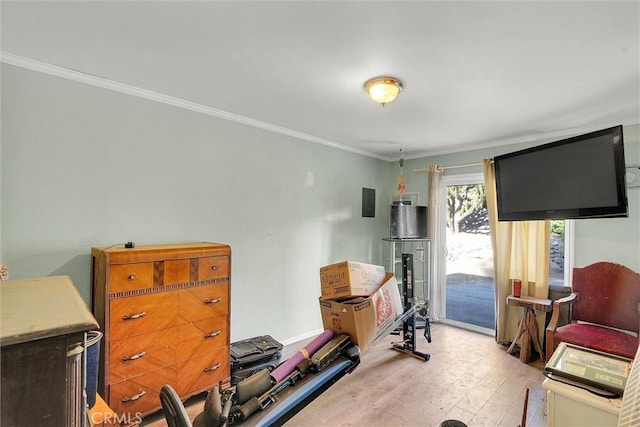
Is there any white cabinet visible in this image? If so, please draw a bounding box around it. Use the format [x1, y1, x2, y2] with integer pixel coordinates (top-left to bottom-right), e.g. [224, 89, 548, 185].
[543, 378, 621, 426]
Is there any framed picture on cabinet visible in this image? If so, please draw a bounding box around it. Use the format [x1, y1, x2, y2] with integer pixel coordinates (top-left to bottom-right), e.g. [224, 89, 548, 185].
[545, 342, 632, 396]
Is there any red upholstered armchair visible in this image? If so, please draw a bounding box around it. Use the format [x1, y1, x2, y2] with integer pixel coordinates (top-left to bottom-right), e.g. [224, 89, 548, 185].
[546, 262, 640, 360]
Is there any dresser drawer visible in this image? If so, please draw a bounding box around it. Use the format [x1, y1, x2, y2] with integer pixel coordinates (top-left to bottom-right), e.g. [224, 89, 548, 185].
[109, 263, 154, 293]
[162, 259, 191, 285]
[109, 292, 178, 340]
[175, 348, 230, 396]
[176, 317, 229, 361]
[197, 256, 230, 281]
[109, 365, 175, 417]
[179, 284, 229, 322]
[109, 328, 178, 383]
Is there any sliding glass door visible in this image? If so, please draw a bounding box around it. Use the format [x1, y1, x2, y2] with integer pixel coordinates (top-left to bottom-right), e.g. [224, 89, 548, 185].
[442, 173, 495, 333]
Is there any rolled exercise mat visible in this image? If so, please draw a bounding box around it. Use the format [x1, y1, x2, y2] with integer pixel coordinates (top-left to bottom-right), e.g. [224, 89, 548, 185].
[270, 329, 335, 382]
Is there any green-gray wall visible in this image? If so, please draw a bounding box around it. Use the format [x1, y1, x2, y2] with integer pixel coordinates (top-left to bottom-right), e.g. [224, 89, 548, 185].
[0, 63, 394, 343]
[2, 62, 638, 344]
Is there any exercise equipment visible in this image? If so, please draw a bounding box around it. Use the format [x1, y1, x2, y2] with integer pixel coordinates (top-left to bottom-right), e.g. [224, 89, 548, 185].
[251, 344, 361, 427]
[391, 253, 430, 361]
[180, 329, 358, 426]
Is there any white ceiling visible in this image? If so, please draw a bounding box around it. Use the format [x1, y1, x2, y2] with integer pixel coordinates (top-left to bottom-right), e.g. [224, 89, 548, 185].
[1, 1, 639, 161]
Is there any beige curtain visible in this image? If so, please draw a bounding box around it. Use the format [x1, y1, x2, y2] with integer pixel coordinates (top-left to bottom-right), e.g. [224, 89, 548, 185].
[427, 165, 446, 322]
[483, 159, 551, 344]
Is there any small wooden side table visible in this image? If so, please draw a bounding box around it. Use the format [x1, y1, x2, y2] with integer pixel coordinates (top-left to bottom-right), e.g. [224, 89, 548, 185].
[506, 295, 552, 363]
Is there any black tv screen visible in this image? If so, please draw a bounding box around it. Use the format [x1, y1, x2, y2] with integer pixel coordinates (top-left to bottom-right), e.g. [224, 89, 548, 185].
[494, 125, 628, 221]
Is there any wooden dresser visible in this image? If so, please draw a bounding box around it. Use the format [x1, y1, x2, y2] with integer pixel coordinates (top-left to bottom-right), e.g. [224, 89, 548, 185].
[91, 242, 231, 419]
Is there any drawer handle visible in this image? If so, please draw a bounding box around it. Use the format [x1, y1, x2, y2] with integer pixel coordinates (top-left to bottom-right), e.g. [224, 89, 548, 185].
[204, 363, 221, 372]
[211, 265, 217, 270]
[122, 351, 146, 361]
[204, 330, 221, 339]
[128, 274, 137, 280]
[204, 297, 222, 305]
[121, 390, 146, 402]
[122, 311, 147, 320]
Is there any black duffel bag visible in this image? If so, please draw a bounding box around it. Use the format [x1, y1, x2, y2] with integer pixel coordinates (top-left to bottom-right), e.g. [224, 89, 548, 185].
[230, 335, 283, 385]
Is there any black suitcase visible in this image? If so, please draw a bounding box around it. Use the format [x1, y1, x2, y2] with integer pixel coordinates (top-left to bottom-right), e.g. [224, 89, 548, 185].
[230, 335, 283, 385]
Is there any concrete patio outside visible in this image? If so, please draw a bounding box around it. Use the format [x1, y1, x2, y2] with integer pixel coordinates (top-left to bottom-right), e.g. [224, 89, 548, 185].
[443, 230, 564, 331]
[446, 272, 495, 329]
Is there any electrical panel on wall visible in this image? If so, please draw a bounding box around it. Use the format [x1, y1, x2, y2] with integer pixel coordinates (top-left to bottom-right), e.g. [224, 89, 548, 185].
[362, 188, 375, 217]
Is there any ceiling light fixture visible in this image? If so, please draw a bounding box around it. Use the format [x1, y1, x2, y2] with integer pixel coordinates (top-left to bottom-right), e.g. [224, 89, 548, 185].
[364, 77, 404, 106]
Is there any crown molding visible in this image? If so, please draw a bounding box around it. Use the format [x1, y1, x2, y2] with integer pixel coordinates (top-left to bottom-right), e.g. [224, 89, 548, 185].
[0, 52, 387, 161]
[3, 52, 636, 164]
[401, 118, 640, 162]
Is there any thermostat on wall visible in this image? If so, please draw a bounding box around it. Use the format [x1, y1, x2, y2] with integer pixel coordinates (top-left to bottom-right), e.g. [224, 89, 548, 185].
[626, 166, 640, 188]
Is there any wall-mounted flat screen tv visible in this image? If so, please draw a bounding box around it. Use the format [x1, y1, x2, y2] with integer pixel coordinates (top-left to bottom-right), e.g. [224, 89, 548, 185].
[494, 125, 628, 221]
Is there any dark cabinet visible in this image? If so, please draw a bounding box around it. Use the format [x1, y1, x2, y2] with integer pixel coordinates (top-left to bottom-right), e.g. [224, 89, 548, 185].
[1, 276, 98, 426]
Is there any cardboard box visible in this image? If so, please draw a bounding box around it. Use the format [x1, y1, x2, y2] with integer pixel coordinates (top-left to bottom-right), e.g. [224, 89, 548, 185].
[319, 260, 386, 300]
[319, 273, 403, 352]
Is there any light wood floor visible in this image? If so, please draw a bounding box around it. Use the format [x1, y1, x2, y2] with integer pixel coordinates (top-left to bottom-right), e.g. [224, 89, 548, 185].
[144, 324, 547, 426]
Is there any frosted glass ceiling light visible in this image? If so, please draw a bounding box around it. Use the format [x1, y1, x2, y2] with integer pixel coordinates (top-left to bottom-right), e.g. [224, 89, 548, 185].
[364, 77, 403, 106]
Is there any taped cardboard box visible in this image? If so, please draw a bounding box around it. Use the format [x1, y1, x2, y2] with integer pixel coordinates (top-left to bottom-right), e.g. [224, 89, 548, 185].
[319, 260, 386, 301]
[319, 273, 403, 352]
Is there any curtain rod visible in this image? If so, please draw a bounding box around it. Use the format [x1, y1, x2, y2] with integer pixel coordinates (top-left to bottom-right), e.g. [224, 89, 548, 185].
[413, 161, 485, 173]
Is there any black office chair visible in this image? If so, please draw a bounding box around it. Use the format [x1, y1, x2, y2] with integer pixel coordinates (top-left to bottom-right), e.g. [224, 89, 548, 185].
[159, 384, 216, 427]
[159, 385, 193, 427]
